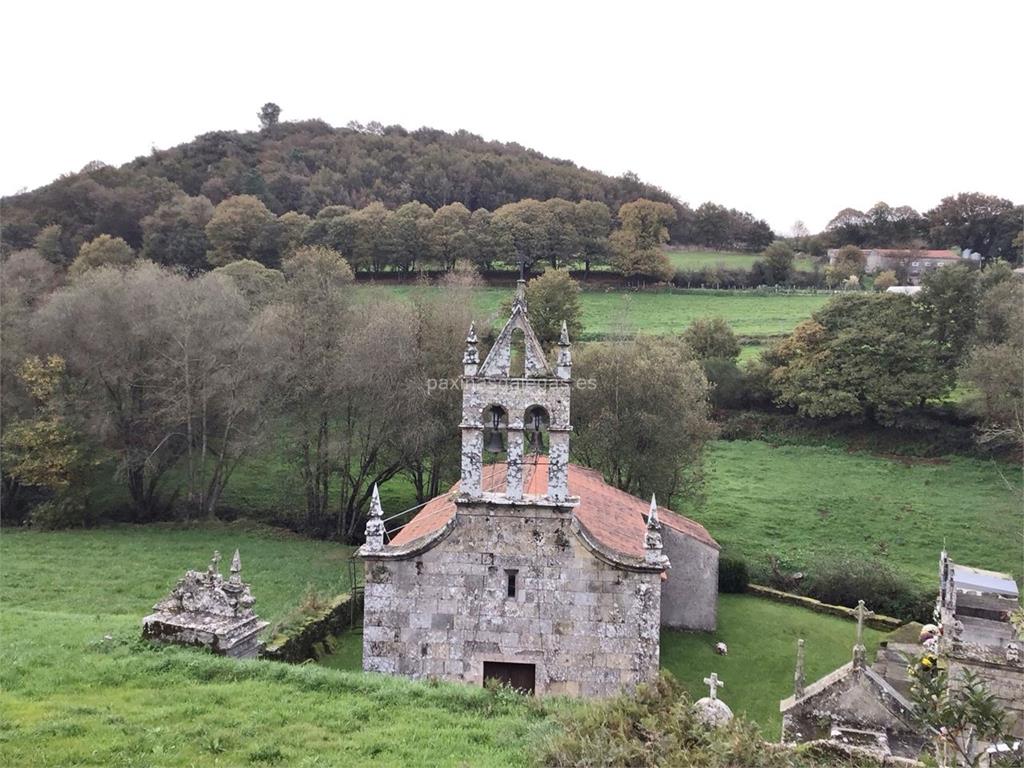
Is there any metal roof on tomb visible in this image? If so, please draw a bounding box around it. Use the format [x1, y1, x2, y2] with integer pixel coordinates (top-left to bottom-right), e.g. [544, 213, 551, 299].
[388, 455, 719, 558]
[951, 564, 1019, 599]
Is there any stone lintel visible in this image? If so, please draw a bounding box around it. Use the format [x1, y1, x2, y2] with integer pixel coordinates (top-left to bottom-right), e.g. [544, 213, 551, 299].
[453, 492, 580, 510]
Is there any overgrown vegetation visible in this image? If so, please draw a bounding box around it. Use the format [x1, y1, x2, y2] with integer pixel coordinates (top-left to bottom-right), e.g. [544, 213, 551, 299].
[538, 671, 878, 766]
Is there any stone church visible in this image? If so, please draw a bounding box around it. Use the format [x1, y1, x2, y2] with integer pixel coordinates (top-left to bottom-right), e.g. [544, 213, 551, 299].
[358, 282, 719, 697]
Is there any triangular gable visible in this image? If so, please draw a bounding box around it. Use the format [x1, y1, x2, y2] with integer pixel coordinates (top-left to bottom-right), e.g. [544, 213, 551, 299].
[478, 302, 553, 378]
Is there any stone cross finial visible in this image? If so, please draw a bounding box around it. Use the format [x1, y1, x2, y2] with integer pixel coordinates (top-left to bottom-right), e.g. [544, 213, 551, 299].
[852, 600, 874, 668]
[794, 638, 806, 698]
[364, 483, 386, 552]
[854, 600, 874, 647]
[703, 673, 724, 700]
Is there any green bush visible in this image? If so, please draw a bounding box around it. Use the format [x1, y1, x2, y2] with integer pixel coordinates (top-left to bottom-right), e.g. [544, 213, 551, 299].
[758, 554, 935, 623]
[29, 494, 89, 530]
[718, 555, 749, 593]
[536, 673, 865, 767]
[702, 358, 748, 410]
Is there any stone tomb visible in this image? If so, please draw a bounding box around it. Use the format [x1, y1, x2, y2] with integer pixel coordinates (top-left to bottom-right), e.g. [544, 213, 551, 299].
[142, 550, 268, 659]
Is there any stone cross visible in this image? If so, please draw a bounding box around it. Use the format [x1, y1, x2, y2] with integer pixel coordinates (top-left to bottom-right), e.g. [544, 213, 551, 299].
[794, 639, 806, 698]
[852, 600, 874, 669]
[703, 673, 724, 700]
[854, 600, 874, 647]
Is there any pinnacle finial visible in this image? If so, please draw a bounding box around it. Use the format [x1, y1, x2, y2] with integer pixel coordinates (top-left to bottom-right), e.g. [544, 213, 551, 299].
[229, 549, 242, 586]
[647, 494, 660, 528]
[559, 319, 570, 345]
[514, 279, 527, 309]
[466, 322, 478, 344]
[364, 483, 386, 552]
[370, 484, 383, 518]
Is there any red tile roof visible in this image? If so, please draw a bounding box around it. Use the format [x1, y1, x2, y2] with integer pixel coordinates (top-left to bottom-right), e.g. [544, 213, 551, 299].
[389, 456, 719, 559]
[874, 249, 960, 261]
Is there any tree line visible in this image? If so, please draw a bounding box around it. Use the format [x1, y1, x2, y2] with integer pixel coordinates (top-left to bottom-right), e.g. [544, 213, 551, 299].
[18, 194, 699, 282]
[1, 253, 715, 537]
[799, 194, 1022, 262]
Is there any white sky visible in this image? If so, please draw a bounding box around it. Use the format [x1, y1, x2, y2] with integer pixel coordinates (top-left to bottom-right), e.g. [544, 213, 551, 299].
[3, 0, 1022, 233]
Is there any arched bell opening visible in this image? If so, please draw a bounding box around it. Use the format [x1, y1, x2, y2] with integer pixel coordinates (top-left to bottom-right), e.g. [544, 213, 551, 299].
[524, 405, 550, 455]
[481, 405, 509, 493]
[523, 405, 550, 496]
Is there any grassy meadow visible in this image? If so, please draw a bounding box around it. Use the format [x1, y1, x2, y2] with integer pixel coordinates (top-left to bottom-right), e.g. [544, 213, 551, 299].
[665, 248, 820, 273]
[2, 524, 885, 766]
[0, 524, 554, 767]
[354, 284, 829, 341]
[82, 436, 1020, 593]
[693, 440, 1023, 585]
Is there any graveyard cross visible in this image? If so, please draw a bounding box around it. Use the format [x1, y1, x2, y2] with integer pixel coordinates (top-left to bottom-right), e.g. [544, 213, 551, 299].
[703, 673, 724, 700]
[854, 600, 874, 647]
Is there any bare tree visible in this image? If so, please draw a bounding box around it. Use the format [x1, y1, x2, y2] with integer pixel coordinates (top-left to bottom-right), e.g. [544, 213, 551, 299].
[35, 263, 183, 518]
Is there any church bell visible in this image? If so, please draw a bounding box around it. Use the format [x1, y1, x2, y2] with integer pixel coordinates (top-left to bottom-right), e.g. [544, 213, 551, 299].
[484, 428, 506, 454]
[484, 407, 506, 453]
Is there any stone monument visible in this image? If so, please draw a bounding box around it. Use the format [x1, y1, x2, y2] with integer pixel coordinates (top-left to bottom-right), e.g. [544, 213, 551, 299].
[694, 672, 733, 727]
[142, 549, 268, 659]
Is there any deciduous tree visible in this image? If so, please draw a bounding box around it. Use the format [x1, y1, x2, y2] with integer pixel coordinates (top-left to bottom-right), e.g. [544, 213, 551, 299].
[69, 234, 135, 278]
[768, 294, 948, 423]
[573, 336, 714, 503]
[205, 195, 279, 267]
[609, 199, 675, 281]
[682, 317, 741, 361]
[141, 194, 214, 272]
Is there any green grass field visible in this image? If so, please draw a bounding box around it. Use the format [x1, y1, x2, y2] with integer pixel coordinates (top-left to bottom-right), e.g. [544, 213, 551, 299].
[693, 440, 1023, 585]
[355, 285, 829, 341]
[1, 524, 888, 764]
[665, 248, 819, 273]
[0, 524, 553, 767]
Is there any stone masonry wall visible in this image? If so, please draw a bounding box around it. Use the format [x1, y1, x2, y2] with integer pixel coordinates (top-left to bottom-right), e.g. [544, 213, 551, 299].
[660, 528, 718, 631]
[363, 503, 662, 697]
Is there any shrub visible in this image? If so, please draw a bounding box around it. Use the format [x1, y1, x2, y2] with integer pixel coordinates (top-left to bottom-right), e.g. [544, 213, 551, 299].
[702, 358, 748, 410]
[718, 554, 749, 593]
[29, 494, 90, 530]
[798, 555, 934, 622]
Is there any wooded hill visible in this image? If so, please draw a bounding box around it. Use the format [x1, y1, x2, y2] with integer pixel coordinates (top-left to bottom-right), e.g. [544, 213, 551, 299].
[0, 120, 682, 252]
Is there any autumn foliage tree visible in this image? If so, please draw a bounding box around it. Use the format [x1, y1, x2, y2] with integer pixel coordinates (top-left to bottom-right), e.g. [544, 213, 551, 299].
[2, 355, 93, 527]
[609, 199, 676, 281]
[767, 294, 948, 424]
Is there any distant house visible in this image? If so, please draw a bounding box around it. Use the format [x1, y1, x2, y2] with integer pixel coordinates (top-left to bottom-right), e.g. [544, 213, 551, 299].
[827, 248, 970, 285]
[884, 286, 921, 296]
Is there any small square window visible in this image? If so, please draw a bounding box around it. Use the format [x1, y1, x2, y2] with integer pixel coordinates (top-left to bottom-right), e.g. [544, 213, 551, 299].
[506, 569, 518, 599]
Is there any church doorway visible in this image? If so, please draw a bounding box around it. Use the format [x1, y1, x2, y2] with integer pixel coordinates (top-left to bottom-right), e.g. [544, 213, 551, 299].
[483, 661, 536, 694]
